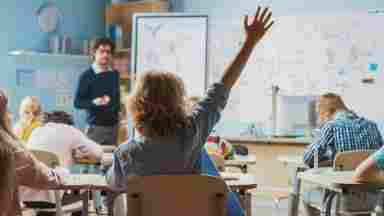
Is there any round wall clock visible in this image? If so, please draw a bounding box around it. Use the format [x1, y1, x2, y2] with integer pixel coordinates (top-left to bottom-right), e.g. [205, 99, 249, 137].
[36, 2, 61, 33]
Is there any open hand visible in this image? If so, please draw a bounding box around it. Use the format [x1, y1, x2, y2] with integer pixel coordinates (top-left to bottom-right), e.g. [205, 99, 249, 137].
[244, 6, 274, 45]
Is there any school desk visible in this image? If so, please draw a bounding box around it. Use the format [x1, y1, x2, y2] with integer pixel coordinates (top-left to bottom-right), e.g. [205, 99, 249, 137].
[225, 137, 309, 187]
[48, 174, 114, 216]
[221, 172, 258, 216]
[277, 154, 307, 216]
[298, 168, 384, 216]
[225, 154, 257, 173]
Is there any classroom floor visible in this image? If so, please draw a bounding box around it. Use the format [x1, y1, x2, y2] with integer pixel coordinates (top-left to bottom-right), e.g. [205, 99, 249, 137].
[251, 192, 290, 216]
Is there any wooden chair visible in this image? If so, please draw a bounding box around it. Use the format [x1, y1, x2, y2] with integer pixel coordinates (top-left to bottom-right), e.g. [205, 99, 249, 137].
[333, 150, 375, 171]
[126, 175, 228, 216]
[303, 150, 376, 215]
[29, 149, 84, 216]
[332, 150, 376, 216]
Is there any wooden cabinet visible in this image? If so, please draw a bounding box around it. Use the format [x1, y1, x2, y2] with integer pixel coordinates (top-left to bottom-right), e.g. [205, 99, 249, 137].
[106, 1, 169, 48]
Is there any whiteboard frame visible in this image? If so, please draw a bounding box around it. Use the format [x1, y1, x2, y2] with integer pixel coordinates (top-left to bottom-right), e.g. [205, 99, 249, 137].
[131, 13, 209, 92]
[130, 13, 209, 138]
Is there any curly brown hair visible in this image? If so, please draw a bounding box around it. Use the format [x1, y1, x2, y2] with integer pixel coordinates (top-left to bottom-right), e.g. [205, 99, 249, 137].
[127, 71, 190, 138]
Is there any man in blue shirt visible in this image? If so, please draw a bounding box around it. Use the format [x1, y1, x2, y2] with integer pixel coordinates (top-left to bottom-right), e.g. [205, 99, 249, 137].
[74, 38, 120, 146]
[302, 93, 383, 216]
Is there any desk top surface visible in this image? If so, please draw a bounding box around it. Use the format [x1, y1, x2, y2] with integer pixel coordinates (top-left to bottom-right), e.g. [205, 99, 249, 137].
[298, 168, 384, 192]
[223, 136, 312, 145]
[78, 153, 256, 168]
[220, 172, 257, 189]
[277, 154, 304, 166]
[53, 173, 256, 191]
[225, 154, 257, 166]
[48, 174, 109, 190]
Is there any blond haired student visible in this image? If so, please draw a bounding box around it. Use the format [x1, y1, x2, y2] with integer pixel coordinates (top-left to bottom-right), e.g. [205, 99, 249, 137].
[302, 93, 383, 216]
[14, 96, 43, 143]
[0, 90, 60, 215]
[108, 6, 274, 216]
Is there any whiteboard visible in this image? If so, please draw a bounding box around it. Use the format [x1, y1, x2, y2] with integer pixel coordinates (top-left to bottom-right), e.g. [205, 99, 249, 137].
[132, 13, 208, 97]
[210, 11, 384, 137]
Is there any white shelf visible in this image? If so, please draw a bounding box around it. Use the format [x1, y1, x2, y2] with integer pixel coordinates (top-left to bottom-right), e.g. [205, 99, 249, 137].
[8, 50, 90, 59]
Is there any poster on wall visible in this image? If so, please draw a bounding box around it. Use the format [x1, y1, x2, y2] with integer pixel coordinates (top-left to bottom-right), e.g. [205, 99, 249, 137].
[16, 69, 36, 88]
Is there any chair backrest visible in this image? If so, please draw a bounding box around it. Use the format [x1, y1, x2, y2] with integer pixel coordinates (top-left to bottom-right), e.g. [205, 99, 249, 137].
[333, 150, 376, 171]
[30, 149, 60, 168]
[126, 175, 228, 216]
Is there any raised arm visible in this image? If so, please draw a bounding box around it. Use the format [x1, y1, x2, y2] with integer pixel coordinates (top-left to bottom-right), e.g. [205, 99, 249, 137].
[221, 6, 274, 89]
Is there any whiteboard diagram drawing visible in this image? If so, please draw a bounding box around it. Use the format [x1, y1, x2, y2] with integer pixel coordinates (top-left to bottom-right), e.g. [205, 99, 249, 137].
[133, 14, 208, 97]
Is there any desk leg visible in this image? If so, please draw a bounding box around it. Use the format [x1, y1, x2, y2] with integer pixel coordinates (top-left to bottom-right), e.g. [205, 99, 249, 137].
[288, 167, 305, 216]
[82, 191, 89, 216]
[241, 165, 248, 174]
[107, 191, 115, 216]
[320, 190, 336, 216]
[374, 192, 384, 216]
[238, 189, 252, 216]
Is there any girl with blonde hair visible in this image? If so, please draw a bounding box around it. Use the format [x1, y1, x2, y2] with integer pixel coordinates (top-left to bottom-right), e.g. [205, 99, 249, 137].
[14, 96, 43, 142]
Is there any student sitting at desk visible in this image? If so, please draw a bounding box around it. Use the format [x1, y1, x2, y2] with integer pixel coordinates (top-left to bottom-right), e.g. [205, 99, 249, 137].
[302, 93, 383, 216]
[21, 111, 103, 214]
[108, 6, 274, 216]
[27, 111, 103, 167]
[14, 96, 43, 144]
[0, 90, 61, 215]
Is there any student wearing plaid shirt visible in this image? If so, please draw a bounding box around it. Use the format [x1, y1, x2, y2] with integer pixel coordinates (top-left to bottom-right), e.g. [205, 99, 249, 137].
[303, 94, 383, 168]
[302, 93, 383, 216]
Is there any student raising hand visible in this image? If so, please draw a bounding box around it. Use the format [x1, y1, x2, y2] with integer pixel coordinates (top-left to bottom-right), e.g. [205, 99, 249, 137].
[221, 6, 274, 89]
[244, 6, 274, 45]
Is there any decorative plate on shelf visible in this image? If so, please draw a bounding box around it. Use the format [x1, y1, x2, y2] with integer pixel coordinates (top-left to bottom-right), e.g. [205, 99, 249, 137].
[36, 2, 61, 33]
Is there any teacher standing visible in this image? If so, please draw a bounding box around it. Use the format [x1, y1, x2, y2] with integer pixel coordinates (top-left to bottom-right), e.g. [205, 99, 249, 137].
[74, 38, 120, 146]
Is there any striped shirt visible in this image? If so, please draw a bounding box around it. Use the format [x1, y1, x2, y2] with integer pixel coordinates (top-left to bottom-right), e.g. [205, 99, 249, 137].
[303, 111, 383, 168]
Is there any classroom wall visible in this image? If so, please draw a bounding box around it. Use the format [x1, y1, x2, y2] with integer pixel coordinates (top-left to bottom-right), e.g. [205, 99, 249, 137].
[176, 0, 384, 16]
[175, 0, 384, 131]
[0, 0, 106, 53]
[0, 0, 106, 120]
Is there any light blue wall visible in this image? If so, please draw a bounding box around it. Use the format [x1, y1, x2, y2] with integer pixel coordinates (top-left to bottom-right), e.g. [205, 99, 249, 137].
[0, 0, 106, 53]
[0, 0, 106, 125]
[175, 0, 384, 16]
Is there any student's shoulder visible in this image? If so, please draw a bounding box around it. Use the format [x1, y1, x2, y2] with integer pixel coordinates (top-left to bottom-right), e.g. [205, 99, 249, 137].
[320, 121, 337, 133]
[115, 138, 143, 161]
